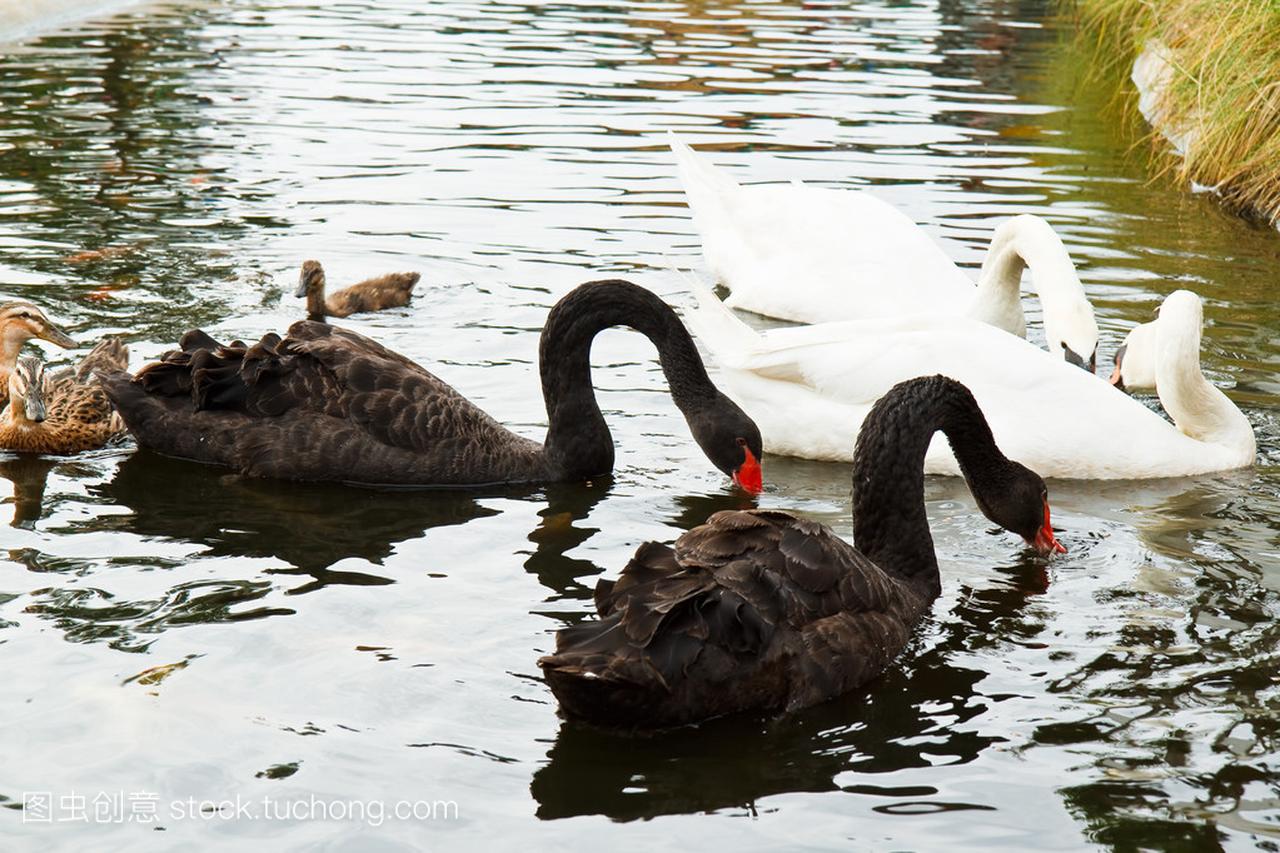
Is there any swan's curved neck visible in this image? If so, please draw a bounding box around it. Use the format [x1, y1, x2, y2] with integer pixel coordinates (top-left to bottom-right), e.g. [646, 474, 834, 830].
[968, 216, 1082, 344]
[1155, 313, 1255, 457]
[851, 376, 1010, 597]
[539, 280, 717, 481]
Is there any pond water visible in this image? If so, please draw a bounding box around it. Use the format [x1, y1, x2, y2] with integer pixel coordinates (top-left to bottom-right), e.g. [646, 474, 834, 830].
[1, 0, 1278, 849]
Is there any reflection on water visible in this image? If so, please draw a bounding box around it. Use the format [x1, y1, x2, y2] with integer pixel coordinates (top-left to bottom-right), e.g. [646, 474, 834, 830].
[94, 451, 503, 593]
[0, 0, 1277, 849]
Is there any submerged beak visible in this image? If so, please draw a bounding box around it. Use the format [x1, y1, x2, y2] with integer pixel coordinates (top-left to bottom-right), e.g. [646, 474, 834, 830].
[1027, 500, 1066, 556]
[1109, 344, 1127, 392]
[731, 445, 763, 495]
[38, 321, 77, 349]
[1064, 345, 1096, 374]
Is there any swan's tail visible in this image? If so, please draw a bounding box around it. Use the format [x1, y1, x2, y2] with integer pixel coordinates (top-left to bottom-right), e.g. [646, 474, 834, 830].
[674, 268, 762, 368]
[668, 132, 740, 219]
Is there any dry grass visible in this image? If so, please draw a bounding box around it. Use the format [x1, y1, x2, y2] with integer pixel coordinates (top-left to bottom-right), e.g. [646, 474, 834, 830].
[1069, 0, 1280, 224]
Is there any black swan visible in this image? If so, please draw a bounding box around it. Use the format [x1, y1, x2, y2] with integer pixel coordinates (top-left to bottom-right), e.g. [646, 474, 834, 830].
[100, 279, 764, 490]
[537, 374, 1065, 729]
[295, 259, 418, 321]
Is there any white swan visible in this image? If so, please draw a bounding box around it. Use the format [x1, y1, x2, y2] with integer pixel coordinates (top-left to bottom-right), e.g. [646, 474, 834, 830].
[671, 136, 1100, 370]
[1109, 314, 1159, 391]
[684, 280, 1254, 479]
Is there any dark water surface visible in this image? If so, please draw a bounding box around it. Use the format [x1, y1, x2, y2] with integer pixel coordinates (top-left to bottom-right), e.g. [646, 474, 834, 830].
[1, 0, 1278, 849]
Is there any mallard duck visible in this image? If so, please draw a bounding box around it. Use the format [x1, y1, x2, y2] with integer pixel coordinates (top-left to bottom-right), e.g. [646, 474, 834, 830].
[100, 279, 764, 490]
[295, 259, 419, 321]
[0, 301, 77, 392]
[0, 343, 127, 454]
[538, 375, 1065, 729]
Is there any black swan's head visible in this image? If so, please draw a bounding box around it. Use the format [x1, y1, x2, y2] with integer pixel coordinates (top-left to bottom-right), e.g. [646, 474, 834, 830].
[973, 460, 1065, 556]
[689, 392, 763, 494]
[295, 260, 325, 298]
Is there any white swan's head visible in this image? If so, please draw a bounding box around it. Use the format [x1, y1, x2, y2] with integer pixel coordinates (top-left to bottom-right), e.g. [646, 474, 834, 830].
[1110, 290, 1203, 393]
[1045, 298, 1100, 374]
[983, 215, 1099, 372]
[1108, 315, 1159, 392]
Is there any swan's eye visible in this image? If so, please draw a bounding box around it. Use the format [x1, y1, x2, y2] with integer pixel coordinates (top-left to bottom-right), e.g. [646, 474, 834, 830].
[735, 437, 747, 447]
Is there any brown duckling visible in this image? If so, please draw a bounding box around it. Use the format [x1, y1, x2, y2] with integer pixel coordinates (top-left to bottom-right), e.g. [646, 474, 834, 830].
[0, 301, 77, 391]
[295, 259, 418, 321]
[0, 345, 127, 454]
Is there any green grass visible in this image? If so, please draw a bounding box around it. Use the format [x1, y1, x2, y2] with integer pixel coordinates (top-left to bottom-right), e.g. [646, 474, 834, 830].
[1068, 0, 1280, 224]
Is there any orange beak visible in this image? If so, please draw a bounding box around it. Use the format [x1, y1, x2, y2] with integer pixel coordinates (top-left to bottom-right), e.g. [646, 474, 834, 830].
[1029, 500, 1066, 555]
[731, 446, 762, 495]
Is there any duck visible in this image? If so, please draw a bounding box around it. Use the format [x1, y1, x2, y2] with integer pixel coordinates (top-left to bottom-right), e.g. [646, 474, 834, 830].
[0, 345, 127, 454]
[296, 259, 419, 321]
[538, 374, 1066, 729]
[100, 279, 765, 490]
[670, 137, 1100, 370]
[0, 301, 77, 393]
[684, 277, 1254, 479]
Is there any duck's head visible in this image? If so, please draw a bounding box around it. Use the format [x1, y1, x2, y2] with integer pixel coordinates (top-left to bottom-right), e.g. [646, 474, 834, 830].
[8, 356, 47, 424]
[1109, 314, 1160, 393]
[295, 260, 325, 298]
[0, 302, 77, 351]
[690, 393, 764, 495]
[973, 461, 1066, 556]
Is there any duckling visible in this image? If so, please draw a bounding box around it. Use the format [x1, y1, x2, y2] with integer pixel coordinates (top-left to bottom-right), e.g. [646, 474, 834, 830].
[0, 301, 77, 391]
[0, 346, 127, 454]
[295, 259, 419, 321]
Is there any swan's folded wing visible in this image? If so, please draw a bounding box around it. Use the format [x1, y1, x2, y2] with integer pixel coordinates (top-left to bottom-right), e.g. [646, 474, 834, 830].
[674, 509, 901, 624]
[266, 321, 518, 455]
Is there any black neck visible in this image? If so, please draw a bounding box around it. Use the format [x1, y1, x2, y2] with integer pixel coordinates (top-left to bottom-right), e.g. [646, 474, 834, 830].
[539, 280, 717, 481]
[851, 375, 1008, 597]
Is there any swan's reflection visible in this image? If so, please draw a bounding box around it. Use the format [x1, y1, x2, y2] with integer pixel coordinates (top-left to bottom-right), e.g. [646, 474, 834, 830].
[530, 576, 1036, 820]
[523, 481, 609, 597]
[92, 451, 513, 594]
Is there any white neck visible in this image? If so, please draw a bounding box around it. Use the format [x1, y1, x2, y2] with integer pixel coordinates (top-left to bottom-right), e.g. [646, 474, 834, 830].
[1154, 294, 1255, 461]
[966, 215, 1095, 357]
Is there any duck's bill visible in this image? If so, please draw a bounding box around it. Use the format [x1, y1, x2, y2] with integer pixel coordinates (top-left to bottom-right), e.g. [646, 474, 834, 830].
[39, 322, 77, 349]
[293, 280, 309, 298]
[24, 388, 46, 423]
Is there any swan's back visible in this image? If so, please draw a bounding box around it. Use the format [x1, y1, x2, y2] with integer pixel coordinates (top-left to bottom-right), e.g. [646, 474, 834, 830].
[101, 321, 544, 486]
[701, 309, 1244, 478]
[671, 139, 971, 323]
[539, 509, 927, 728]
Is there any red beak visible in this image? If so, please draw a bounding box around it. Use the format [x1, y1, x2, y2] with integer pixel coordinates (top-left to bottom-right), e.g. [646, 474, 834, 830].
[731, 446, 762, 495]
[1028, 500, 1066, 555]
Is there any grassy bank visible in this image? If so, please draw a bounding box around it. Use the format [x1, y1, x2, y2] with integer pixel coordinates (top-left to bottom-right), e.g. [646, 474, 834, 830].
[1069, 0, 1280, 225]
